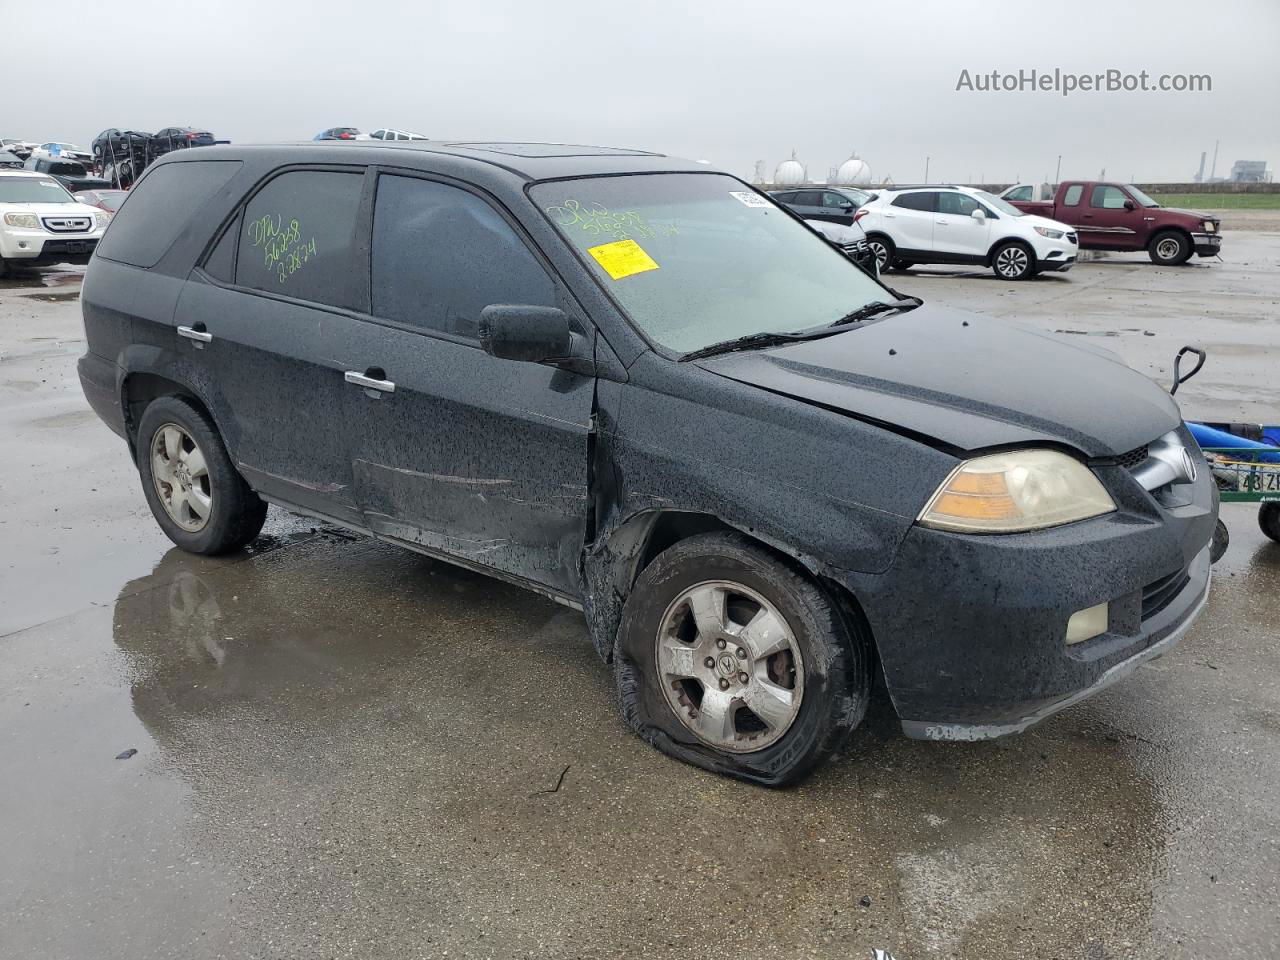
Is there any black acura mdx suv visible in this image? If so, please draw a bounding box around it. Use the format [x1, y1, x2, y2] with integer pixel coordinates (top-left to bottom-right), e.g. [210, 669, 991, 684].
[79, 141, 1216, 785]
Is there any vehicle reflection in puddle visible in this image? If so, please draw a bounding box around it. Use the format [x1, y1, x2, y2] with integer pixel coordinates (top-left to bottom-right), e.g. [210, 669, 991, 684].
[107, 532, 1169, 957]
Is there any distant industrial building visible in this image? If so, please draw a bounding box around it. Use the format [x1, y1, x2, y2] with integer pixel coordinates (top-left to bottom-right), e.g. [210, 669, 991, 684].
[1229, 160, 1272, 182]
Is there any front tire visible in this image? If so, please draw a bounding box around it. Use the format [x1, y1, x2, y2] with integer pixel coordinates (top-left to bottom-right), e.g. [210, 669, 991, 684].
[136, 396, 267, 555]
[1149, 230, 1192, 266]
[992, 241, 1035, 280]
[613, 532, 870, 786]
[1260, 503, 1280, 543]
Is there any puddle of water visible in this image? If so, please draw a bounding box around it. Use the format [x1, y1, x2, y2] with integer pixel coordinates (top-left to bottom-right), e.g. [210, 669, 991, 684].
[21, 291, 80, 303]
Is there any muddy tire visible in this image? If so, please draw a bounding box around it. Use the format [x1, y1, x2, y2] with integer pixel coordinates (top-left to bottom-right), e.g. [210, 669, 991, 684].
[1210, 518, 1230, 563]
[992, 241, 1036, 280]
[136, 396, 267, 555]
[1260, 503, 1280, 543]
[1149, 230, 1192, 266]
[613, 532, 870, 786]
[866, 235, 894, 274]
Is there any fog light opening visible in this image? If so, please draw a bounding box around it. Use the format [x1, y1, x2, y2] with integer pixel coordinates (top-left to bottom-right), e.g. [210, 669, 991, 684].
[1065, 602, 1109, 645]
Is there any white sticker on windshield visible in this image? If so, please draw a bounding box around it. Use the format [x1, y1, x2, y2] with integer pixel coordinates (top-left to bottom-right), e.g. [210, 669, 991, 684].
[730, 191, 771, 208]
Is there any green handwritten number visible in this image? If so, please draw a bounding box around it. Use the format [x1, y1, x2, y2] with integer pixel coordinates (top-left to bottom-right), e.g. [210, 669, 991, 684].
[543, 200, 678, 242]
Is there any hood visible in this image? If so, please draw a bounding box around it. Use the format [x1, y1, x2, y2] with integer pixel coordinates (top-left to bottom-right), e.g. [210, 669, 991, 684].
[2, 201, 102, 220]
[1161, 206, 1215, 222]
[698, 304, 1180, 457]
[1022, 213, 1075, 233]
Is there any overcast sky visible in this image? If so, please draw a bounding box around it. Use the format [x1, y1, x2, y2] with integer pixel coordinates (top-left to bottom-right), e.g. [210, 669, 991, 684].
[4, 0, 1277, 184]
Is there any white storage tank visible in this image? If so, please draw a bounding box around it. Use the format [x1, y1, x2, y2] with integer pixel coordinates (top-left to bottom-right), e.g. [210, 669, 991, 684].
[774, 151, 806, 186]
[835, 153, 872, 186]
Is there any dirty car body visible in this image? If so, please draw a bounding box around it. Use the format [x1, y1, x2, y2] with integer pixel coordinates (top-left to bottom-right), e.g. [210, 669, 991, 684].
[78, 141, 1216, 783]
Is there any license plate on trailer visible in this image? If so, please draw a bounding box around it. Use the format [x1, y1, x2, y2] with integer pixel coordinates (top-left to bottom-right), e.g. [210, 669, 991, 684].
[1219, 462, 1280, 493]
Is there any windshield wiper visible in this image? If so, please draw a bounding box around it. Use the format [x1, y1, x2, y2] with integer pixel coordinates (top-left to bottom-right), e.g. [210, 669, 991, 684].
[679, 330, 832, 362]
[828, 297, 922, 328]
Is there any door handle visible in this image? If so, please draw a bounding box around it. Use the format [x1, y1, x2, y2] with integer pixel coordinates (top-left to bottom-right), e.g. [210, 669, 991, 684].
[935, 219, 948, 225]
[177, 325, 212, 343]
[345, 369, 396, 394]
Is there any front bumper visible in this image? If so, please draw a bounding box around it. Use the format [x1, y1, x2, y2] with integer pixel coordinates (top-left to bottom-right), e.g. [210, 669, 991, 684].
[839, 455, 1217, 737]
[0, 227, 102, 263]
[1031, 235, 1079, 271]
[1192, 232, 1222, 257]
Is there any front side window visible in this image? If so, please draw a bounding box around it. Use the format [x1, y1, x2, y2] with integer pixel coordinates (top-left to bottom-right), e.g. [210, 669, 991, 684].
[1090, 185, 1130, 209]
[532, 173, 885, 354]
[1062, 184, 1084, 206]
[372, 175, 555, 340]
[822, 192, 851, 209]
[235, 170, 363, 307]
[937, 192, 980, 216]
[1005, 185, 1031, 202]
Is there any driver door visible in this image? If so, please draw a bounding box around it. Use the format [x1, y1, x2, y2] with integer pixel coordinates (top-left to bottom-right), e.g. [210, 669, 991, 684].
[1079, 184, 1142, 250]
[932, 192, 992, 258]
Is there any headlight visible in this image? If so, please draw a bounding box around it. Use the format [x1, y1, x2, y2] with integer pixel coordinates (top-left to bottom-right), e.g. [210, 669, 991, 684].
[918, 449, 1116, 533]
[3, 213, 40, 229]
[94, 212, 111, 230]
[1202, 221, 1216, 234]
[1033, 226, 1065, 239]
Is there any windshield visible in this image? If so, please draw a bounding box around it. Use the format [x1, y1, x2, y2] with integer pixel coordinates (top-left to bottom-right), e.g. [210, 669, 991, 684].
[532, 173, 886, 353]
[1128, 185, 1161, 208]
[975, 190, 1024, 217]
[0, 178, 77, 203]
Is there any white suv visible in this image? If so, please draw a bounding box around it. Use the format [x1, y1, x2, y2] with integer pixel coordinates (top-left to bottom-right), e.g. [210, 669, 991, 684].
[0, 171, 109, 277]
[857, 185, 1078, 280]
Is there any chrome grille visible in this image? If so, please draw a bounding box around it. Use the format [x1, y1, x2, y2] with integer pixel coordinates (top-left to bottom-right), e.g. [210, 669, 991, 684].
[41, 216, 93, 234]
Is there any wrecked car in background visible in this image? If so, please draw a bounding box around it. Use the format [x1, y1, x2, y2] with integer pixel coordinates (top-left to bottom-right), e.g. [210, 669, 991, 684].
[78, 141, 1216, 785]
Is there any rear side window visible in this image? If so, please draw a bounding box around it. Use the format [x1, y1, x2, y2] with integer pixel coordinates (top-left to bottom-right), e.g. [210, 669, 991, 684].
[96, 160, 241, 268]
[1062, 184, 1083, 206]
[892, 192, 936, 212]
[235, 170, 363, 308]
[793, 191, 822, 206]
[370, 175, 555, 340]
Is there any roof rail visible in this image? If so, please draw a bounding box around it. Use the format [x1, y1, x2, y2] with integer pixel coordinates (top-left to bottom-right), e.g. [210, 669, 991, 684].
[879, 183, 962, 191]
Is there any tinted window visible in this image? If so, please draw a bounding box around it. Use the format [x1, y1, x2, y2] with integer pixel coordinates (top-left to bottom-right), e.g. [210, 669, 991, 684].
[236, 170, 363, 307]
[96, 160, 241, 268]
[371, 175, 554, 340]
[1005, 185, 1031, 202]
[772, 192, 796, 203]
[1063, 184, 1083, 206]
[937, 192, 980, 216]
[203, 213, 239, 282]
[892, 192, 936, 212]
[1090, 185, 1129, 209]
[793, 191, 822, 206]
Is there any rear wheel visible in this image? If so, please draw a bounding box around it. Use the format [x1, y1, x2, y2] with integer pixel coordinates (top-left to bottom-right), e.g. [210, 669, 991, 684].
[137, 396, 267, 555]
[1260, 503, 1280, 543]
[613, 532, 870, 786]
[1149, 230, 1192, 266]
[992, 241, 1036, 280]
[867, 236, 894, 274]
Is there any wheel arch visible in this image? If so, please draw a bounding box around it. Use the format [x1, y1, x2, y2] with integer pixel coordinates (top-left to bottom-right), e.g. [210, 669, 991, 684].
[117, 349, 230, 464]
[582, 508, 880, 672]
[985, 235, 1036, 267]
[1149, 225, 1194, 250]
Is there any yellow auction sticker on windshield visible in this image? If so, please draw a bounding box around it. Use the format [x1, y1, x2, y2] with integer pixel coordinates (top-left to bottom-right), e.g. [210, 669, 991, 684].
[586, 238, 659, 280]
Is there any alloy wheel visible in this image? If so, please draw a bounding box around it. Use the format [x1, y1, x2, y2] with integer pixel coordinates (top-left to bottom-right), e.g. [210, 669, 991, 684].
[869, 240, 890, 272]
[150, 423, 212, 532]
[656, 580, 804, 752]
[996, 246, 1029, 278]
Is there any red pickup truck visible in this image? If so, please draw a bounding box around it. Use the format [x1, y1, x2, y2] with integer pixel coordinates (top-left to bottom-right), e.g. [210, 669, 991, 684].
[1003, 181, 1221, 265]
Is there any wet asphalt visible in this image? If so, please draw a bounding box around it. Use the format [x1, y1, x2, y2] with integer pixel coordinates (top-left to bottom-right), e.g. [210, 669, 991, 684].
[1, 235, 1278, 959]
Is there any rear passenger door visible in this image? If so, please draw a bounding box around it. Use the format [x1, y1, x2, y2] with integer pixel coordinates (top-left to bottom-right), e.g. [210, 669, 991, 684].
[177, 166, 370, 525]
[883, 191, 936, 254]
[789, 190, 825, 221]
[342, 171, 595, 597]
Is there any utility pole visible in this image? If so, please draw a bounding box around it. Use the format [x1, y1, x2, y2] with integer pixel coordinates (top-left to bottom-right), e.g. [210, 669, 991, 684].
[924, 156, 930, 184]
[1054, 155, 1062, 183]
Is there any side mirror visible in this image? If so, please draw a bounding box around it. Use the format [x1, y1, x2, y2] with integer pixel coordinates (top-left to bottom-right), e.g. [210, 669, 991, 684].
[479, 305, 573, 364]
[1123, 199, 1136, 211]
[970, 207, 986, 221]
